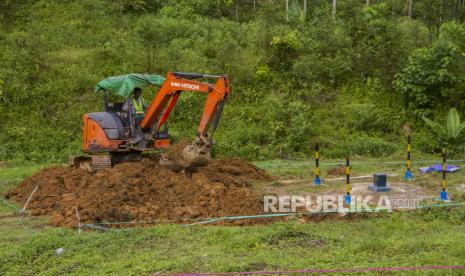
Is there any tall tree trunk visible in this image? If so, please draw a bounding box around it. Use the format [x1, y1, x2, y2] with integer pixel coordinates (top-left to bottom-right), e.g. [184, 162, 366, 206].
[404, 0, 406, 16]
[408, 0, 413, 18]
[253, 0, 256, 12]
[392, 0, 395, 18]
[286, 0, 289, 22]
[459, 0, 463, 20]
[235, 0, 239, 21]
[445, 0, 449, 21]
[366, 0, 370, 6]
[440, 0, 443, 24]
[303, 0, 307, 20]
[332, 0, 337, 21]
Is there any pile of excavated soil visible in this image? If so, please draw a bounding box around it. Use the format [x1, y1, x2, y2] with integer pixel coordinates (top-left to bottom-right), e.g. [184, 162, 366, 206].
[6, 157, 273, 227]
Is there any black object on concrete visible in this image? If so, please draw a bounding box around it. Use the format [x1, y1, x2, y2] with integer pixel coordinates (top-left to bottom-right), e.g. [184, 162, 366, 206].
[368, 173, 391, 192]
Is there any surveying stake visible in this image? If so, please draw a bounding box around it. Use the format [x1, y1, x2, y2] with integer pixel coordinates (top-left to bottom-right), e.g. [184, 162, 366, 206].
[441, 150, 448, 201]
[405, 135, 413, 180]
[314, 143, 321, 186]
[345, 157, 351, 204]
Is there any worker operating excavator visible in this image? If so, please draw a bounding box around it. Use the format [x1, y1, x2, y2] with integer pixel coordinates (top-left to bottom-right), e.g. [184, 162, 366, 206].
[123, 87, 147, 123]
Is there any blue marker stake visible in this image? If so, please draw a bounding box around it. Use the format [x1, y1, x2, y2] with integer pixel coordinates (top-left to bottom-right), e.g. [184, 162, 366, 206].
[441, 190, 448, 201]
[405, 135, 413, 180]
[405, 170, 413, 180]
[441, 153, 448, 201]
[345, 157, 351, 205]
[314, 143, 321, 186]
[344, 194, 351, 205]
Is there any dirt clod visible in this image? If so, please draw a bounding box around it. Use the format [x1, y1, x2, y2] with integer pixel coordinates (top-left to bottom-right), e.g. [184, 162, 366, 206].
[164, 139, 191, 161]
[326, 165, 348, 176]
[6, 157, 273, 227]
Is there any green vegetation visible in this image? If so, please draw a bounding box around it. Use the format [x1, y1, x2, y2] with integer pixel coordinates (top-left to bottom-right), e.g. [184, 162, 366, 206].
[3, 2, 465, 273]
[422, 108, 465, 153]
[1, 0, 465, 162]
[1, 204, 465, 274]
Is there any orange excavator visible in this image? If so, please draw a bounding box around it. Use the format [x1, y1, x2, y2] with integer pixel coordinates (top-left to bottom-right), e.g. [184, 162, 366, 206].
[71, 72, 230, 172]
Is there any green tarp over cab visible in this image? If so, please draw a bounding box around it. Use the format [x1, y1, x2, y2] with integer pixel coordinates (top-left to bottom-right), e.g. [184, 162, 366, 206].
[94, 73, 166, 97]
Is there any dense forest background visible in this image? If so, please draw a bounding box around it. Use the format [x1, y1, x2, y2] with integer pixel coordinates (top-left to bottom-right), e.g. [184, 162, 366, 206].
[1, 0, 465, 161]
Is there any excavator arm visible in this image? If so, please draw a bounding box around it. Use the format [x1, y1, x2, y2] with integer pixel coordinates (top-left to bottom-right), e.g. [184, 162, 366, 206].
[140, 72, 230, 162]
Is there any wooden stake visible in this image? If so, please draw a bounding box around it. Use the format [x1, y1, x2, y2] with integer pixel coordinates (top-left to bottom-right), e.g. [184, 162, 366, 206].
[21, 184, 38, 213]
[75, 207, 82, 235]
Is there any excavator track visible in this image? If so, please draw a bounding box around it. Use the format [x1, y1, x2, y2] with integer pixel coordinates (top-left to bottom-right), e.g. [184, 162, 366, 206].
[91, 155, 112, 171]
[70, 154, 112, 173]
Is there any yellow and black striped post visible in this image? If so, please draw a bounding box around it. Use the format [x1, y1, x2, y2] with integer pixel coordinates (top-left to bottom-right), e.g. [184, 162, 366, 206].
[441, 149, 448, 201]
[405, 135, 413, 180]
[314, 143, 321, 186]
[344, 157, 351, 204]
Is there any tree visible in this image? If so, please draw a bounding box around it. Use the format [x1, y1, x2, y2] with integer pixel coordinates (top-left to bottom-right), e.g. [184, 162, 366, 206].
[393, 22, 465, 115]
[422, 108, 465, 151]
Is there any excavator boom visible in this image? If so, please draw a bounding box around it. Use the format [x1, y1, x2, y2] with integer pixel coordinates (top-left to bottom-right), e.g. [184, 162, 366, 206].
[141, 72, 229, 135]
[141, 72, 230, 166]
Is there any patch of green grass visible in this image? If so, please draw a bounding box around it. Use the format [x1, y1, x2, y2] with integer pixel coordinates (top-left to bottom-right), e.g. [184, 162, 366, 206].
[0, 161, 51, 213]
[0, 161, 49, 187]
[1, 209, 465, 275]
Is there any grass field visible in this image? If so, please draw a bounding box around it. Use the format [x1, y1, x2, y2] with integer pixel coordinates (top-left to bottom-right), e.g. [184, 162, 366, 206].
[1, 158, 465, 275]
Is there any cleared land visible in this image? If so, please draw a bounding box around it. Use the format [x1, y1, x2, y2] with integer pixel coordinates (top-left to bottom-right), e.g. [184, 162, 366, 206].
[1, 158, 465, 275]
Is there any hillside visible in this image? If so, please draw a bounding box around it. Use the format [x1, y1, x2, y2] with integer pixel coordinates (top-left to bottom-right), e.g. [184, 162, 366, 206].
[1, 0, 465, 161]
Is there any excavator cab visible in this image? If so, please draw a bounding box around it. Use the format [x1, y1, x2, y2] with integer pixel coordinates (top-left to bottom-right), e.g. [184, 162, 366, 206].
[102, 89, 170, 147]
[71, 72, 229, 172]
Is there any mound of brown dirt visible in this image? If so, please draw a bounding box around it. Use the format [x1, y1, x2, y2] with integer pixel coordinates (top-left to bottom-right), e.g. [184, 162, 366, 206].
[6, 157, 273, 227]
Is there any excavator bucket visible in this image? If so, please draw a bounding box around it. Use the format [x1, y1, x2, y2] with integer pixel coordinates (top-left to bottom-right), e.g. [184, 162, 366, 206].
[159, 140, 211, 170]
[181, 142, 211, 167]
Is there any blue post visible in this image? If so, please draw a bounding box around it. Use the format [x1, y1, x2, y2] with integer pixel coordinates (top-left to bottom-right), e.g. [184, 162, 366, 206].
[344, 194, 351, 205]
[441, 190, 448, 201]
[314, 143, 321, 186]
[441, 151, 448, 201]
[344, 157, 351, 205]
[405, 135, 413, 180]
